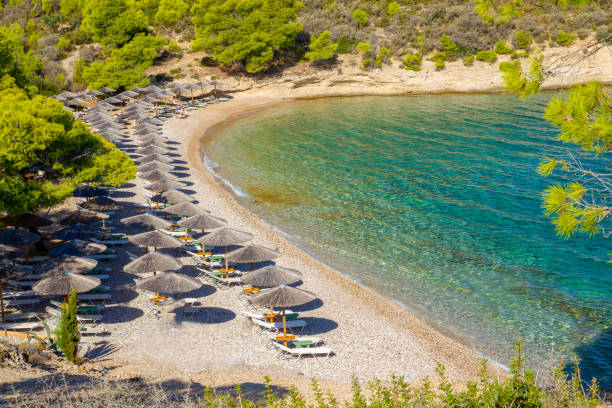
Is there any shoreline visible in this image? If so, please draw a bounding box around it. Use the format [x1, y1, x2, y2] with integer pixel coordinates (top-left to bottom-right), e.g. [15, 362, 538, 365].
[177, 94, 508, 382]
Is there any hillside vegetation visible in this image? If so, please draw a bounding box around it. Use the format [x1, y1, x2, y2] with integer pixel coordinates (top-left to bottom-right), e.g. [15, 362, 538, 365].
[0, 0, 609, 90]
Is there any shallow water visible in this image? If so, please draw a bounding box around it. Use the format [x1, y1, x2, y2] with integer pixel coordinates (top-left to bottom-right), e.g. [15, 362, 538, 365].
[205, 94, 612, 385]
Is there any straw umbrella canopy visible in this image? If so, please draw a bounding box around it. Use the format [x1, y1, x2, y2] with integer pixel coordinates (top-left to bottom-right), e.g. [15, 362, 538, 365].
[67, 98, 87, 107]
[128, 230, 183, 252]
[144, 178, 185, 192]
[135, 145, 167, 156]
[140, 169, 176, 182]
[104, 96, 122, 104]
[60, 210, 109, 226]
[241, 266, 302, 287]
[134, 128, 162, 137]
[0, 264, 27, 323]
[78, 196, 121, 212]
[59, 91, 76, 99]
[150, 189, 193, 205]
[98, 87, 116, 94]
[251, 285, 316, 345]
[51, 224, 105, 241]
[87, 89, 104, 97]
[123, 251, 181, 275]
[138, 141, 168, 150]
[178, 213, 226, 232]
[135, 271, 200, 301]
[0, 228, 41, 246]
[119, 90, 139, 98]
[209, 80, 223, 97]
[163, 202, 205, 218]
[142, 117, 163, 126]
[33, 272, 101, 297]
[49, 239, 106, 257]
[139, 154, 176, 166]
[73, 186, 108, 198]
[225, 243, 280, 271]
[0, 244, 24, 260]
[139, 161, 173, 173]
[200, 227, 253, 274]
[0, 213, 52, 228]
[120, 213, 171, 231]
[37, 256, 98, 277]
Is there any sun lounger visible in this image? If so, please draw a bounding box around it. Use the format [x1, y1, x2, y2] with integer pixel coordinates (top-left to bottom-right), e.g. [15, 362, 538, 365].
[4, 298, 40, 307]
[3, 290, 35, 298]
[77, 293, 111, 301]
[162, 228, 188, 237]
[271, 341, 333, 359]
[249, 317, 307, 332]
[45, 307, 102, 322]
[0, 322, 42, 331]
[208, 273, 242, 287]
[15, 256, 50, 264]
[86, 251, 116, 260]
[90, 237, 129, 246]
[241, 310, 298, 322]
[1, 312, 39, 321]
[50, 300, 105, 312]
[8, 280, 36, 287]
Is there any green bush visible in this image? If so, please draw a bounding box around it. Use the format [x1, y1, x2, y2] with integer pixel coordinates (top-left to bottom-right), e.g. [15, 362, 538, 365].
[353, 8, 368, 27]
[476, 50, 497, 63]
[336, 36, 354, 54]
[387, 1, 400, 17]
[494, 40, 512, 54]
[200, 56, 218, 67]
[515, 30, 532, 49]
[154, 0, 189, 27]
[403, 52, 421, 71]
[431, 52, 446, 70]
[374, 46, 390, 68]
[167, 40, 181, 53]
[56, 36, 70, 51]
[440, 34, 459, 61]
[556, 30, 576, 46]
[81, 0, 148, 47]
[463, 55, 475, 66]
[55, 289, 80, 364]
[304, 30, 338, 62]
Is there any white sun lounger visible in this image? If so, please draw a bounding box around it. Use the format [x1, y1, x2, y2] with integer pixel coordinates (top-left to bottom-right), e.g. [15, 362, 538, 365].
[15, 256, 50, 263]
[4, 298, 40, 307]
[86, 253, 116, 260]
[2, 312, 39, 321]
[77, 293, 111, 301]
[8, 280, 36, 287]
[249, 317, 306, 331]
[90, 237, 129, 246]
[3, 290, 35, 298]
[272, 341, 333, 359]
[0, 322, 42, 331]
[45, 307, 102, 322]
[240, 310, 296, 321]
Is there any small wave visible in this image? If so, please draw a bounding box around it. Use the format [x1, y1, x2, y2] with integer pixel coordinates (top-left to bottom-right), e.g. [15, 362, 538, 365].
[203, 153, 249, 197]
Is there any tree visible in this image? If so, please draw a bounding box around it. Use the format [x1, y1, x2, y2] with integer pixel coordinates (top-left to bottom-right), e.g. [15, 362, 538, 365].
[304, 30, 338, 63]
[0, 79, 136, 215]
[55, 289, 80, 363]
[0, 24, 45, 91]
[82, 0, 148, 47]
[403, 52, 422, 71]
[154, 0, 189, 26]
[352, 8, 367, 27]
[386, 1, 400, 17]
[515, 30, 532, 50]
[494, 40, 512, 54]
[191, 0, 303, 73]
[81, 34, 167, 90]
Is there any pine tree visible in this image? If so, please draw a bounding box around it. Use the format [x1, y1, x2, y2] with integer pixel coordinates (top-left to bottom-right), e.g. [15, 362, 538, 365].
[55, 289, 80, 363]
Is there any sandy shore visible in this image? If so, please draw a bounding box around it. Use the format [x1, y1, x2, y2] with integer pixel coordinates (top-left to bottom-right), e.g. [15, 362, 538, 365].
[76, 94, 512, 396]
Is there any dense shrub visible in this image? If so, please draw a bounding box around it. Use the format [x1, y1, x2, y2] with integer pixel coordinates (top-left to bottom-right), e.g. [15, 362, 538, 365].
[154, 0, 189, 27]
[353, 8, 367, 27]
[556, 29, 575, 45]
[463, 55, 475, 66]
[403, 52, 421, 70]
[515, 29, 532, 49]
[494, 40, 512, 54]
[81, 0, 148, 47]
[431, 51, 446, 70]
[55, 289, 80, 363]
[476, 49, 497, 62]
[305, 30, 338, 62]
[387, 1, 400, 17]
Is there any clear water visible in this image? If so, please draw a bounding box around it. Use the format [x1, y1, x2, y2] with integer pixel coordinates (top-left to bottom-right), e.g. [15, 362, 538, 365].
[205, 94, 612, 385]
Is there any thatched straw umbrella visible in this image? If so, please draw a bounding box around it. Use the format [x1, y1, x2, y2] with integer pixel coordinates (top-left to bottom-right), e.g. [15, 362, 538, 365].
[128, 230, 182, 252]
[150, 190, 193, 205]
[139, 154, 172, 164]
[135, 271, 201, 303]
[123, 251, 181, 275]
[0, 228, 41, 260]
[73, 186, 108, 198]
[251, 285, 316, 345]
[240, 265, 302, 288]
[61, 210, 110, 229]
[200, 228, 253, 275]
[136, 146, 168, 156]
[0, 214, 52, 228]
[138, 161, 173, 173]
[51, 224, 104, 241]
[120, 213, 171, 231]
[0, 265, 27, 323]
[163, 202, 204, 218]
[140, 169, 176, 183]
[177, 213, 226, 258]
[49, 240, 106, 257]
[38, 256, 98, 277]
[33, 272, 101, 299]
[79, 196, 121, 212]
[144, 179, 185, 193]
[0, 244, 24, 260]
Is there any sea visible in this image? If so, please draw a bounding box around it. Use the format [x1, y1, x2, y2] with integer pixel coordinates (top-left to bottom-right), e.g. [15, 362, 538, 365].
[204, 93, 612, 385]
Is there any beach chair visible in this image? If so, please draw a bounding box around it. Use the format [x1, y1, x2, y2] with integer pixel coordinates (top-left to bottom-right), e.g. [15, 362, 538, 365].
[90, 237, 129, 246]
[45, 307, 102, 322]
[15, 256, 50, 264]
[240, 310, 298, 322]
[1, 312, 39, 322]
[3, 290, 35, 299]
[271, 341, 333, 359]
[0, 322, 42, 331]
[50, 300, 105, 312]
[77, 293, 111, 302]
[86, 249, 117, 260]
[249, 317, 307, 332]
[4, 298, 40, 307]
[7, 280, 36, 287]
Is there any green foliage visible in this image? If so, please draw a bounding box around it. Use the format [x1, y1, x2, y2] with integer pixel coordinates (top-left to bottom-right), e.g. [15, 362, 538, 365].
[431, 52, 446, 70]
[440, 34, 459, 61]
[499, 55, 543, 97]
[56, 36, 71, 51]
[474, 0, 524, 25]
[494, 40, 512, 54]
[556, 30, 576, 46]
[463, 55, 475, 66]
[0, 81, 135, 215]
[191, 0, 303, 73]
[59, 0, 85, 16]
[154, 0, 189, 26]
[82, 0, 148, 47]
[515, 29, 532, 49]
[336, 36, 354, 54]
[352, 8, 367, 27]
[0, 25, 45, 91]
[386, 1, 400, 17]
[81, 34, 167, 90]
[403, 52, 421, 71]
[374, 46, 390, 68]
[304, 30, 338, 62]
[167, 39, 181, 52]
[55, 289, 79, 363]
[356, 41, 371, 55]
[475, 49, 497, 62]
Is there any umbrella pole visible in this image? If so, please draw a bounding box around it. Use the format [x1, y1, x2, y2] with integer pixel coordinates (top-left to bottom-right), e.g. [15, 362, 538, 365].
[224, 246, 229, 278]
[282, 307, 287, 347]
[0, 282, 6, 324]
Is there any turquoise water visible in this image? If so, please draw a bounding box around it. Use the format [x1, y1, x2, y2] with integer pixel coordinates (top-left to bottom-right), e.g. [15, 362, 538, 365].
[205, 94, 612, 384]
